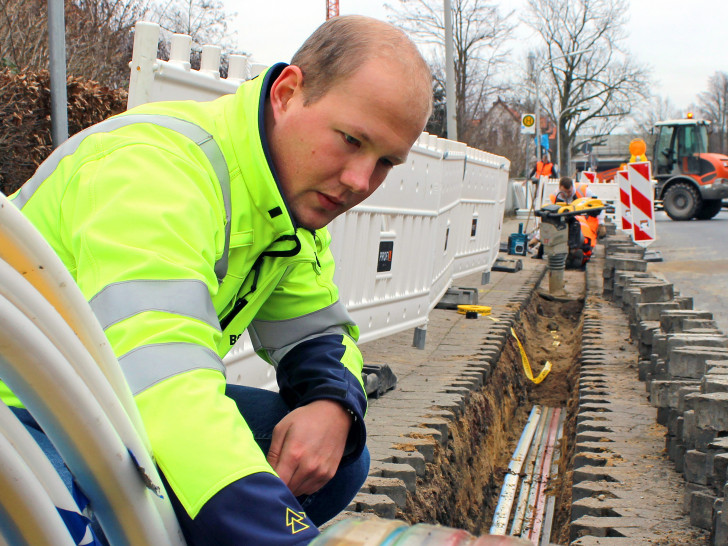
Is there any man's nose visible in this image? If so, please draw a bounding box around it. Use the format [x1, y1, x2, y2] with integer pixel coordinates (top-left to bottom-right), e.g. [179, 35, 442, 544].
[340, 158, 376, 194]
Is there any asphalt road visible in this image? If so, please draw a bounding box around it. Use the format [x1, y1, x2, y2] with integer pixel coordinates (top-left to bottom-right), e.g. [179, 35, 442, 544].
[646, 207, 728, 335]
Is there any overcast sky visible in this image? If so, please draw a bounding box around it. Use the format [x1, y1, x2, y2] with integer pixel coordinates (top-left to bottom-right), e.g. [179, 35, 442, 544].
[225, 0, 727, 115]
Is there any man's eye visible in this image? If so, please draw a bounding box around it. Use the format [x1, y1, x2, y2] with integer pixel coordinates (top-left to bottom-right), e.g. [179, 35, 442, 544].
[379, 158, 394, 168]
[343, 133, 360, 146]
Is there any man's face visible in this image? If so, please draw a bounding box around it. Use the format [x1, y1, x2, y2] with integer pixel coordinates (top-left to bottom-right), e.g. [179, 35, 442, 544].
[268, 59, 429, 230]
[559, 185, 575, 198]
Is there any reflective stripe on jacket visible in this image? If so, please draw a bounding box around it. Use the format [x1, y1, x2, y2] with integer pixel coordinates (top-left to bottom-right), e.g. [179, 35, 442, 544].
[2, 64, 367, 525]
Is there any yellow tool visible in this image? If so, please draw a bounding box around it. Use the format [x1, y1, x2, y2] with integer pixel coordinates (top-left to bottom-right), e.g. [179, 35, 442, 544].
[554, 197, 605, 215]
[457, 305, 492, 316]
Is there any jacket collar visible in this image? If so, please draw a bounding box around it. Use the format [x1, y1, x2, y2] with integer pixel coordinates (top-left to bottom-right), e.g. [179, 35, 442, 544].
[223, 63, 298, 238]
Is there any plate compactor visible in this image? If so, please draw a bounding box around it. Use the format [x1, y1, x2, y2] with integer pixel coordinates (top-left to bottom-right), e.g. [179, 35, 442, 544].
[535, 198, 606, 297]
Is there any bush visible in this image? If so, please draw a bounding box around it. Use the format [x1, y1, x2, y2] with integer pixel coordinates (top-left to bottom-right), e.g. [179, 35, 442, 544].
[0, 69, 127, 196]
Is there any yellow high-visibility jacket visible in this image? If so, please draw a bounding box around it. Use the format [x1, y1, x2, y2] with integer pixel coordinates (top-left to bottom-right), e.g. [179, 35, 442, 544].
[3, 63, 367, 542]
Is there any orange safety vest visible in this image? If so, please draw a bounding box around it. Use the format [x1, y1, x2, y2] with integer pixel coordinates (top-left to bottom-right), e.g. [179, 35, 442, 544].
[536, 161, 553, 177]
[576, 215, 597, 248]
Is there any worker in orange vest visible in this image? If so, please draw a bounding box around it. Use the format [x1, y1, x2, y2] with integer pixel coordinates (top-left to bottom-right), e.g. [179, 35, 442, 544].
[528, 153, 558, 183]
[549, 176, 606, 267]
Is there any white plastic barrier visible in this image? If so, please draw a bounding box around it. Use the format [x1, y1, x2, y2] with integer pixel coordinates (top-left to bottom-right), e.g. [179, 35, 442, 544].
[126, 21, 509, 388]
[454, 147, 509, 280]
[507, 180, 528, 214]
[128, 22, 246, 107]
[329, 133, 443, 344]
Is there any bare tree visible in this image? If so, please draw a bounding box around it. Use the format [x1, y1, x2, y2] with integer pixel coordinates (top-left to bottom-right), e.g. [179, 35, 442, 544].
[523, 0, 650, 173]
[152, 0, 236, 53]
[0, 0, 149, 87]
[628, 94, 680, 141]
[386, 0, 514, 144]
[698, 71, 728, 155]
[0, 0, 240, 88]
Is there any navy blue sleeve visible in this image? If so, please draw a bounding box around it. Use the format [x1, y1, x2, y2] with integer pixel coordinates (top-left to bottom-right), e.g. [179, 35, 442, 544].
[163, 471, 320, 545]
[276, 334, 367, 463]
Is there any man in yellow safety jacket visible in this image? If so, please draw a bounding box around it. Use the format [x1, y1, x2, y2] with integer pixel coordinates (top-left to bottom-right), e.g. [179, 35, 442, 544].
[2, 15, 432, 545]
[549, 176, 607, 267]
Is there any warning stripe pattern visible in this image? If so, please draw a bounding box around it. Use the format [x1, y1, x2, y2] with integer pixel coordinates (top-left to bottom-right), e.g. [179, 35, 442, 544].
[627, 161, 655, 246]
[615, 170, 632, 233]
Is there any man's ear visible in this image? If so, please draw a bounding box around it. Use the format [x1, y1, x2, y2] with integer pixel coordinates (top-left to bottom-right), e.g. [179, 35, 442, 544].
[269, 65, 304, 119]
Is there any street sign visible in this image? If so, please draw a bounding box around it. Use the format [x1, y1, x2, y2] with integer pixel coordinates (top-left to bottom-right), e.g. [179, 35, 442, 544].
[521, 113, 535, 134]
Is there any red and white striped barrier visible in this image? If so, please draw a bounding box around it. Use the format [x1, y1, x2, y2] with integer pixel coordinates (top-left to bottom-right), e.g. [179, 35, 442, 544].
[615, 169, 632, 234]
[579, 171, 597, 184]
[627, 162, 656, 247]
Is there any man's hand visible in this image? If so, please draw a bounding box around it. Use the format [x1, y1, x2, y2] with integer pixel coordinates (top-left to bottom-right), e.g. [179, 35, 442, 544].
[266, 399, 352, 496]
[597, 224, 607, 239]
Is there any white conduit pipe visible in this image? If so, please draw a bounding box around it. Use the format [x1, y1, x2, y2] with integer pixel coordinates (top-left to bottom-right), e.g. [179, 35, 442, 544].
[0, 259, 153, 460]
[0, 194, 145, 442]
[509, 406, 550, 536]
[0, 430, 76, 546]
[0, 401, 92, 544]
[539, 410, 566, 546]
[520, 407, 554, 541]
[529, 407, 562, 543]
[0, 259, 183, 543]
[0, 295, 179, 545]
[0, 259, 170, 494]
[489, 405, 543, 535]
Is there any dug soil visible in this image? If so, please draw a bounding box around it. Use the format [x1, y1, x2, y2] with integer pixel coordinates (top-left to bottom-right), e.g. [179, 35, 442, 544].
[401, 269, 587, 543]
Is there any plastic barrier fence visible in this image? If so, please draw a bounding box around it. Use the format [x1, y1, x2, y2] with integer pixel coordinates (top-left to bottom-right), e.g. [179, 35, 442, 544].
[131, 21, 509, 389]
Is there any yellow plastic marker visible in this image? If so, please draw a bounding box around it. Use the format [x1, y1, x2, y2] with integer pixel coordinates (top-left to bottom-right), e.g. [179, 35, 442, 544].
[511, 327, 552, 384]
[457, 304, 492, 316]
[483, 312, 552, 384]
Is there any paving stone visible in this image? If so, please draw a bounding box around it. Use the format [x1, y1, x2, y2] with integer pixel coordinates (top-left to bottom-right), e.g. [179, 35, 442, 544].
[690, 488, 718, 530]
[666, 347, 728, 379]
[352, 492, 396, 519]
[684, 450, 710, 485]
[694, 392, 728, 431]
[372, 462, 417, 492]
[363, 476, 408, 508]
[661, 310, 715, 334]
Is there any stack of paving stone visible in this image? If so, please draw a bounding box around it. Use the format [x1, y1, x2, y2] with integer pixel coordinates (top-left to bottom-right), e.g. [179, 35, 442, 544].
[603, 232, 728, 544]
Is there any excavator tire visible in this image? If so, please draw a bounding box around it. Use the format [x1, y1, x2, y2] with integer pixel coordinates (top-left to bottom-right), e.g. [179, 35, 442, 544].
[695, 199, 723, 220]
[663, 182, 700, 221]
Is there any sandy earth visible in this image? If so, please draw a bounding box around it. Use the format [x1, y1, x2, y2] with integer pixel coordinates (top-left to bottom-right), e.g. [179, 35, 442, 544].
[362, 258, 708, 544]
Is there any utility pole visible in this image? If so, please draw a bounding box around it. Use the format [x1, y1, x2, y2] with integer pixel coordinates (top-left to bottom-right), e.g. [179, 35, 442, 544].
[326, 0, 339, 20]
[48, 0, 68, 147]
[444, 0, 457, 141]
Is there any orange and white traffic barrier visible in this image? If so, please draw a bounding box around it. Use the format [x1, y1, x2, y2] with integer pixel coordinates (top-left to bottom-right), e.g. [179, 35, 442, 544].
[615, 169, 632, 234]
[579, 171, 597, 184]
[627, 161, 656, 247]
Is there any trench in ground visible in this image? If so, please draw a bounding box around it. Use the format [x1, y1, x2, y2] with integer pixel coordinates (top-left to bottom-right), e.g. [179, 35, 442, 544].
[399, 283, 584, 544]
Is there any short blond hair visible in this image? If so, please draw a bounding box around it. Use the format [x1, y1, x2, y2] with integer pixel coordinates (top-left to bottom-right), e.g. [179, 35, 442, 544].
[291, 15, 432, 114]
